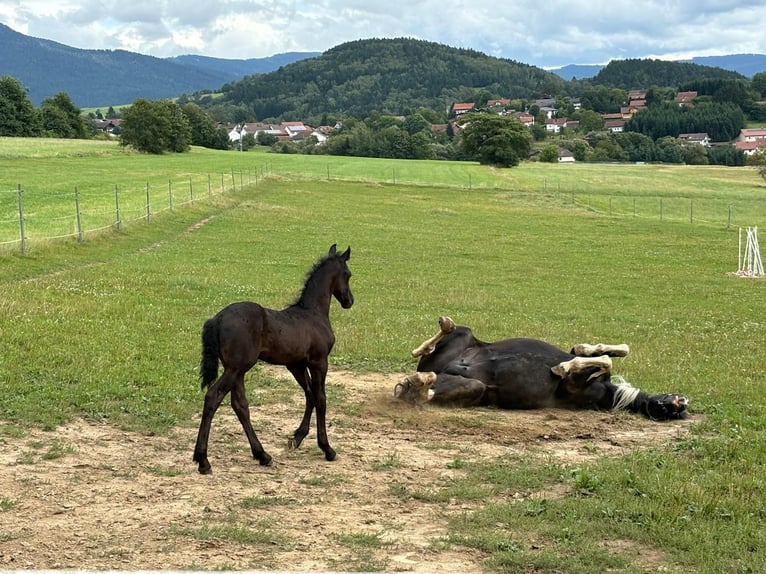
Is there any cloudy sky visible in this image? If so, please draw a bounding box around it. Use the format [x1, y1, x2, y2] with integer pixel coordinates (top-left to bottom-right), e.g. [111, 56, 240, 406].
[1, 1, 764, 68]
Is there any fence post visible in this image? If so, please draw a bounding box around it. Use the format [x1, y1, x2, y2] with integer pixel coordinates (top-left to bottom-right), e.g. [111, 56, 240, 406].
[633, 199, 636, 217]
[189, 176, 193, 203]
[114, 185, 121, 230]
[660, 198, 663, 221]
[208, 174, 212, 198]
[221, 173, 224, 194]
[74, 186, 83, 243]
[145, 182, 150, 222]
[17, 184, 26, 255]
[168, 179, 173, 211]
[240, 170, 243, 190]
[690, 200, 693, 224]
[728, 205, 732, 229]
[231, 169, 235, 191]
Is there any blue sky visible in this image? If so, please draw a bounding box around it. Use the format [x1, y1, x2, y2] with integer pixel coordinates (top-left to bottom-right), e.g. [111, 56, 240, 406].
[1, 1, 764, 68]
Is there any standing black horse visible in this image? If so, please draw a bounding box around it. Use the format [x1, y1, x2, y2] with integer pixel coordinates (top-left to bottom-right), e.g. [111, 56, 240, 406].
[193, 245, 354, 474]
[395, 316, 688, 420]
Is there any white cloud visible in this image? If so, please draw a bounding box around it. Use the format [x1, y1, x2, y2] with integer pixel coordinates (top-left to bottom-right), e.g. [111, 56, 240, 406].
[2, 1, 765, 66]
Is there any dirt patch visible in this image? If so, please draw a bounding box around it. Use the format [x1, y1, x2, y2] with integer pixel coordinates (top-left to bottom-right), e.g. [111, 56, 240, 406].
[0, 368, 691, 572]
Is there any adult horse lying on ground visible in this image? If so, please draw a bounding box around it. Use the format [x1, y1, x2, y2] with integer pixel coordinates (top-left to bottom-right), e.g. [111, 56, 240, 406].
[193, 245, 354, 474]
[395, 316, 688, 420]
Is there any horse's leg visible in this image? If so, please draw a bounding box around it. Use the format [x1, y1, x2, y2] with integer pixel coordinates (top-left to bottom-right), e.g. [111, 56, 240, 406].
[193, 371, 235, 475]
[394, 371, 438, 403]
[286, 363, 314, 451]
[309, 359, 336, 461]
[411, 316, 456, 357]
[230, 376, 272, 466]
[570, 343, 630, 357]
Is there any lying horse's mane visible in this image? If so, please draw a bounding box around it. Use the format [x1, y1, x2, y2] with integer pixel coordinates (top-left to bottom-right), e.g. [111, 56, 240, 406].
[610, 375, 641, 411]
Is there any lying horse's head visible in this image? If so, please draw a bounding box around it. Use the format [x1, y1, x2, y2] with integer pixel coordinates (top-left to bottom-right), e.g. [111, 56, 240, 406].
[645, 393, 689, 420]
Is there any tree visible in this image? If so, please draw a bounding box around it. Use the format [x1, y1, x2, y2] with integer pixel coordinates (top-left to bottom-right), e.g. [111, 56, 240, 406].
[182, 103, 228, 149]
[752, 72, 766, 99]
[458, 113, 531, 167]
[0, 75, 40, 136]
[38, 92, 88, 138]
[576, 109, 605, 133]
[120, 99, 191, 154]
[538, 144, 559, 163]
[748, 148, 766, 184]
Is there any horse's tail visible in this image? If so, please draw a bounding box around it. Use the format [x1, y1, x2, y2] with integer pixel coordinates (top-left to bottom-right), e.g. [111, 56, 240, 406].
[199, 317, 220, 390]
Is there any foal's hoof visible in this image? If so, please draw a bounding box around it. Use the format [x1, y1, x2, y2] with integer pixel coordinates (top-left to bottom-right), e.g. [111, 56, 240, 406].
[258, 452, 273, 466]
[194, 454, 212, 475]
[324, 448, 337, 462]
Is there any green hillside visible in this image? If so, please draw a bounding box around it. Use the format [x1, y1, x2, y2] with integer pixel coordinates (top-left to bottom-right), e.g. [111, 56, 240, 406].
[220, 37, 563, 121]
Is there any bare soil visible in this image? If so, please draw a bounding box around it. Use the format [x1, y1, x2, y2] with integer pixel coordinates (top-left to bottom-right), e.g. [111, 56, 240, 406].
[0, 368, 691, 572]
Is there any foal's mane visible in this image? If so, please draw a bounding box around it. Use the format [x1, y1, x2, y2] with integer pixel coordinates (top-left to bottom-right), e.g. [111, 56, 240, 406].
[293, 250, 345, 308]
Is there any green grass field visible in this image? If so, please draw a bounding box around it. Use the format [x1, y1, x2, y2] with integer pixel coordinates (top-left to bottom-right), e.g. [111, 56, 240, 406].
[2, 138, 766, 572]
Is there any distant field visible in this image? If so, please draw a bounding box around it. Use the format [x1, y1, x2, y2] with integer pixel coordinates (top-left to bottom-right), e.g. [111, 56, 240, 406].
[2, 137, 765, 253]
[2, 138, 766, 571]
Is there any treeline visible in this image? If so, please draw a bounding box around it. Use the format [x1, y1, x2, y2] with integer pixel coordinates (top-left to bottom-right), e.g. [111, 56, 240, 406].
[0, 76, 88, 138]
[218, 38, 562, 124]
[590, 58, 745, 90]
[626, 101, 747, 141]
[556, 131, 747, 166]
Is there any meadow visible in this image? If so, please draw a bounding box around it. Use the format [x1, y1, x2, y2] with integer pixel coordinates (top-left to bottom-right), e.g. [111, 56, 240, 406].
[1, 138, 766, 572]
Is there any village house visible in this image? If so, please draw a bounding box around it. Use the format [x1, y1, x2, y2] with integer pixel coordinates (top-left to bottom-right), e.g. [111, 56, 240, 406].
[544, 117, 567, 133]
[451, 102, 476, 115]
[512, 112, 535, 126]
[674, 91, 698, 107]
[736, 128, 766, 144]
[734, 128, 766, 156]
[679, 133, 711, 147]
[605, 119, 626, 133]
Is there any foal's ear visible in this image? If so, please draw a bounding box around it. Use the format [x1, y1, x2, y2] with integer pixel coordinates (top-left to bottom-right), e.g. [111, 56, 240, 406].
[341, 246, 351, 260]
[328, 243, 338, 255]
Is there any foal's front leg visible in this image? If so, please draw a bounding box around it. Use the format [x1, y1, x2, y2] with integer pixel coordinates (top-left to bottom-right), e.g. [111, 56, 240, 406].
[309, 360, 336, 461]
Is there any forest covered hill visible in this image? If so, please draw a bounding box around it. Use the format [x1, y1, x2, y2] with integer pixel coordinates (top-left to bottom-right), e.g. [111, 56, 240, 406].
[219, 38, 563, 120]
[0, 23, 317, 106]
[2, 22, 764, 115]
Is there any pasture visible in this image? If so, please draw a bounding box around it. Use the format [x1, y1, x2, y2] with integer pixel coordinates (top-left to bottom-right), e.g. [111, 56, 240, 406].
[1, 139, 766, 572]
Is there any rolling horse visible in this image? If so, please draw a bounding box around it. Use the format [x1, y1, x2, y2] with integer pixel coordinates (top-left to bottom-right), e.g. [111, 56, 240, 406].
[193, 245, 354, 474]
[395, 316, 689, 420]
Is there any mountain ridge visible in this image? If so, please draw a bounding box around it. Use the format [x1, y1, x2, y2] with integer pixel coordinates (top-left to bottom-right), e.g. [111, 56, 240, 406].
[0, 23, 319, 106]
[1, 23, 764, 108]
[550, 54, 766, 79]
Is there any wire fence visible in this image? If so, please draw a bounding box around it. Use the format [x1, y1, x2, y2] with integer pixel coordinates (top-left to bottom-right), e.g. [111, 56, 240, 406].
[0, 168, 261, 254]
[2, 164, 764, 255]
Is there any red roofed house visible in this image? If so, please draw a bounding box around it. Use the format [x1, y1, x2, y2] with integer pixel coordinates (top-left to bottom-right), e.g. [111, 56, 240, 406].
[452, 102, 476, 115]
[674, 91, 697, 106]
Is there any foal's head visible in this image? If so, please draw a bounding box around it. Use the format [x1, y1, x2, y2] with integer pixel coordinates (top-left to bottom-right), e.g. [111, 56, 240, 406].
[328, 244, 354, 309]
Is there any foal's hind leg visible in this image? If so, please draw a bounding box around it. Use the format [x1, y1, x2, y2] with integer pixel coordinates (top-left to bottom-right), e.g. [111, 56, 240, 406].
[286, 363, 315, 451]
[193, 372, 235, 475]
[231, 378, 272, 466]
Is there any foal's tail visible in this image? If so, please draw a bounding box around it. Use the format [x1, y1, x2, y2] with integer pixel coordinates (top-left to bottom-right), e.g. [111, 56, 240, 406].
[199, 317, 221, 390]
